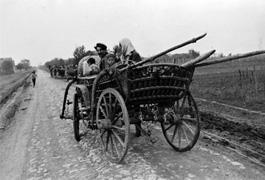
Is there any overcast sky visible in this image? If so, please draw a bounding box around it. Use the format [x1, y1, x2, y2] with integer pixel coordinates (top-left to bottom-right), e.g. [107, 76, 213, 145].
[1, 0, 265, 66]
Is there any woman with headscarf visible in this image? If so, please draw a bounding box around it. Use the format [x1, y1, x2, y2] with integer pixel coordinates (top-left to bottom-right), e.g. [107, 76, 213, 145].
[114, 38, 143, 137]
[115, 38, 141, 65]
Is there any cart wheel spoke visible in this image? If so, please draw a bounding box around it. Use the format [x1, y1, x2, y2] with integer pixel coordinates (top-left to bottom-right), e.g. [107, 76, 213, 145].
[112, 112, 123, 124]
[182, 121, 195, 136]
[112, 125, 125, 131]
[182, 117, 197, 124]
[109, 134, 116, 157]
[111, 98, 118, 114]
[165, 124, 174, 131]
[105, 131, 111, 151]
[180, 95, 187, 114]
[99, 105, 108, 119]
[100, 129, 108, 150]
[111, 133, 121, 158]
[178, 125, 182, 148]
[112, 130, 125, 148]
[102, 96, 109, 116]
[171, 125, 178, 143]
[100, 129, 107, 137]
[114, 105, 122, 117]
[181, 125, 190, 143]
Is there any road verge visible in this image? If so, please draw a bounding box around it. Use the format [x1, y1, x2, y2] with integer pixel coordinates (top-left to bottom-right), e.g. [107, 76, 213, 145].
[0, 74, 31, 131]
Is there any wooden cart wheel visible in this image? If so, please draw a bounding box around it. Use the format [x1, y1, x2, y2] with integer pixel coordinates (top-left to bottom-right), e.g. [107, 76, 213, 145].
[161, 92, 200, 152]
[73, 93, 89, 141]
[96, 88, 130, 163]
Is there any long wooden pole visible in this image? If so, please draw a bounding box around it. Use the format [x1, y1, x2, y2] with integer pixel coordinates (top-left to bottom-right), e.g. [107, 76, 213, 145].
[195, 50, 265, 67]
[181, 50, 216, 68]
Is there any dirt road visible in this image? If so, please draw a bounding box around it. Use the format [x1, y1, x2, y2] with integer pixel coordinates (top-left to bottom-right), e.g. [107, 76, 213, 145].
[0, 70, 264, 180]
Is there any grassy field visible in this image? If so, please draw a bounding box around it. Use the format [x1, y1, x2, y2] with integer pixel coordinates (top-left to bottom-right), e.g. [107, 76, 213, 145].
[0, 71, 30, 104]
[190, 54, 265, 112]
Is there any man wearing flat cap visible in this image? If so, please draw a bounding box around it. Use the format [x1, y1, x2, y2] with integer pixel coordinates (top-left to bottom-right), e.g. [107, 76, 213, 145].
[94, 43, 109, 70]
[94, 43, 107, 52]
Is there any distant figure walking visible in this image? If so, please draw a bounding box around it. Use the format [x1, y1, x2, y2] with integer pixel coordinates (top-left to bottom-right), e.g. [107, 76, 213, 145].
[31, 71, 37, 87]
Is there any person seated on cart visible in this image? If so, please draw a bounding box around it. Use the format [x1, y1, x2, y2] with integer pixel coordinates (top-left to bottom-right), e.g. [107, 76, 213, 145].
[94, 42, 122, 72]
[114, 39, 143, 137]
[83, 57, 100, 76]
[114, 38, 142, 65]
[105, 53, 121, 69]
[78, 55, 100, 76]
[94, 43, 109, 71]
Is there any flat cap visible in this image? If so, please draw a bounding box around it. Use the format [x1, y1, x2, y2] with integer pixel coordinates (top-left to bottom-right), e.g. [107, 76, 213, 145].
[94, 43, 107, 51]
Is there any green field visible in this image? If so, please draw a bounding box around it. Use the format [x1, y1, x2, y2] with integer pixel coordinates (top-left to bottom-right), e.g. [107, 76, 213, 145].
[190, 54, 265, 112]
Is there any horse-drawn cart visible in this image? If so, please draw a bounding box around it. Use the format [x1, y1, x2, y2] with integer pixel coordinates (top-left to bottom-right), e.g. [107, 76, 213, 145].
[60, 34, 265, 163]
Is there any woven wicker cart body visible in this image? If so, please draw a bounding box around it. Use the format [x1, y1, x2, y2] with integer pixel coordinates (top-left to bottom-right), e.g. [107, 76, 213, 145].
[125, 63, 194, 106]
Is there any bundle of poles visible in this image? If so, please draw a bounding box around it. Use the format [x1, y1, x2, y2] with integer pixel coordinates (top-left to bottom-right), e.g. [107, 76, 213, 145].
[121, 33, 265, 71]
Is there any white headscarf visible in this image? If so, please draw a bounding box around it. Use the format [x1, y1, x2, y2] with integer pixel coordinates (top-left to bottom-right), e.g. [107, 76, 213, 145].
[119, 38, 136, 63]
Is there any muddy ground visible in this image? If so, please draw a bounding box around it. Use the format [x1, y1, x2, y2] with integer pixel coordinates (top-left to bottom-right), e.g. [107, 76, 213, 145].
[200, 112, 265, 164]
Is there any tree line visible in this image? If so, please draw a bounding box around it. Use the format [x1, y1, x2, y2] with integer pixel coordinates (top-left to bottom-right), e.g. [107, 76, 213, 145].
[44, 45, 96, 69]
[43, 45, 201, 69]
[0, 58, 31, 75]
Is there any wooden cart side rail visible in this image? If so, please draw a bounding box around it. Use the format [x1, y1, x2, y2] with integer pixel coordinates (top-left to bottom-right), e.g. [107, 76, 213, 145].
[130, 86, 186, 93]
[77, 75, 97, 80]
[128, 76, 190, 84]
[129, 94, 187, 101]
[134, 63, 187, 69]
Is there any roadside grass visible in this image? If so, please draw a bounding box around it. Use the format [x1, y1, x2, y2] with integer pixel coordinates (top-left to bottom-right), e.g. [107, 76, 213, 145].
[0, 71, 31, 104]
[191, 54, 265, 112]
[0, 71, 29, 88]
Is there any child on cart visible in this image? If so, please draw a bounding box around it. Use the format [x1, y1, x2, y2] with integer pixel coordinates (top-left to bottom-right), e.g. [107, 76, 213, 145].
[83, 57, 100, 76]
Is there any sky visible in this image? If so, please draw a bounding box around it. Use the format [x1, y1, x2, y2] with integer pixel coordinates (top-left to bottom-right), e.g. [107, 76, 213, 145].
[0, 0, 265, 66]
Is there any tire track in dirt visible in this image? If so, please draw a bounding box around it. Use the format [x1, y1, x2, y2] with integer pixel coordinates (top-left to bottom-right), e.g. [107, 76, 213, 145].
[196, 97, 265, 116]
[199, 111, 265, 167]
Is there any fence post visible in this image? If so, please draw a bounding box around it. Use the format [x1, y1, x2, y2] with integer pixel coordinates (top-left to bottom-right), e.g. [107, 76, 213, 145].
[238, 70, 242, 87]
[251, 69, 254, 83]
[253, 65, 258, 95]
